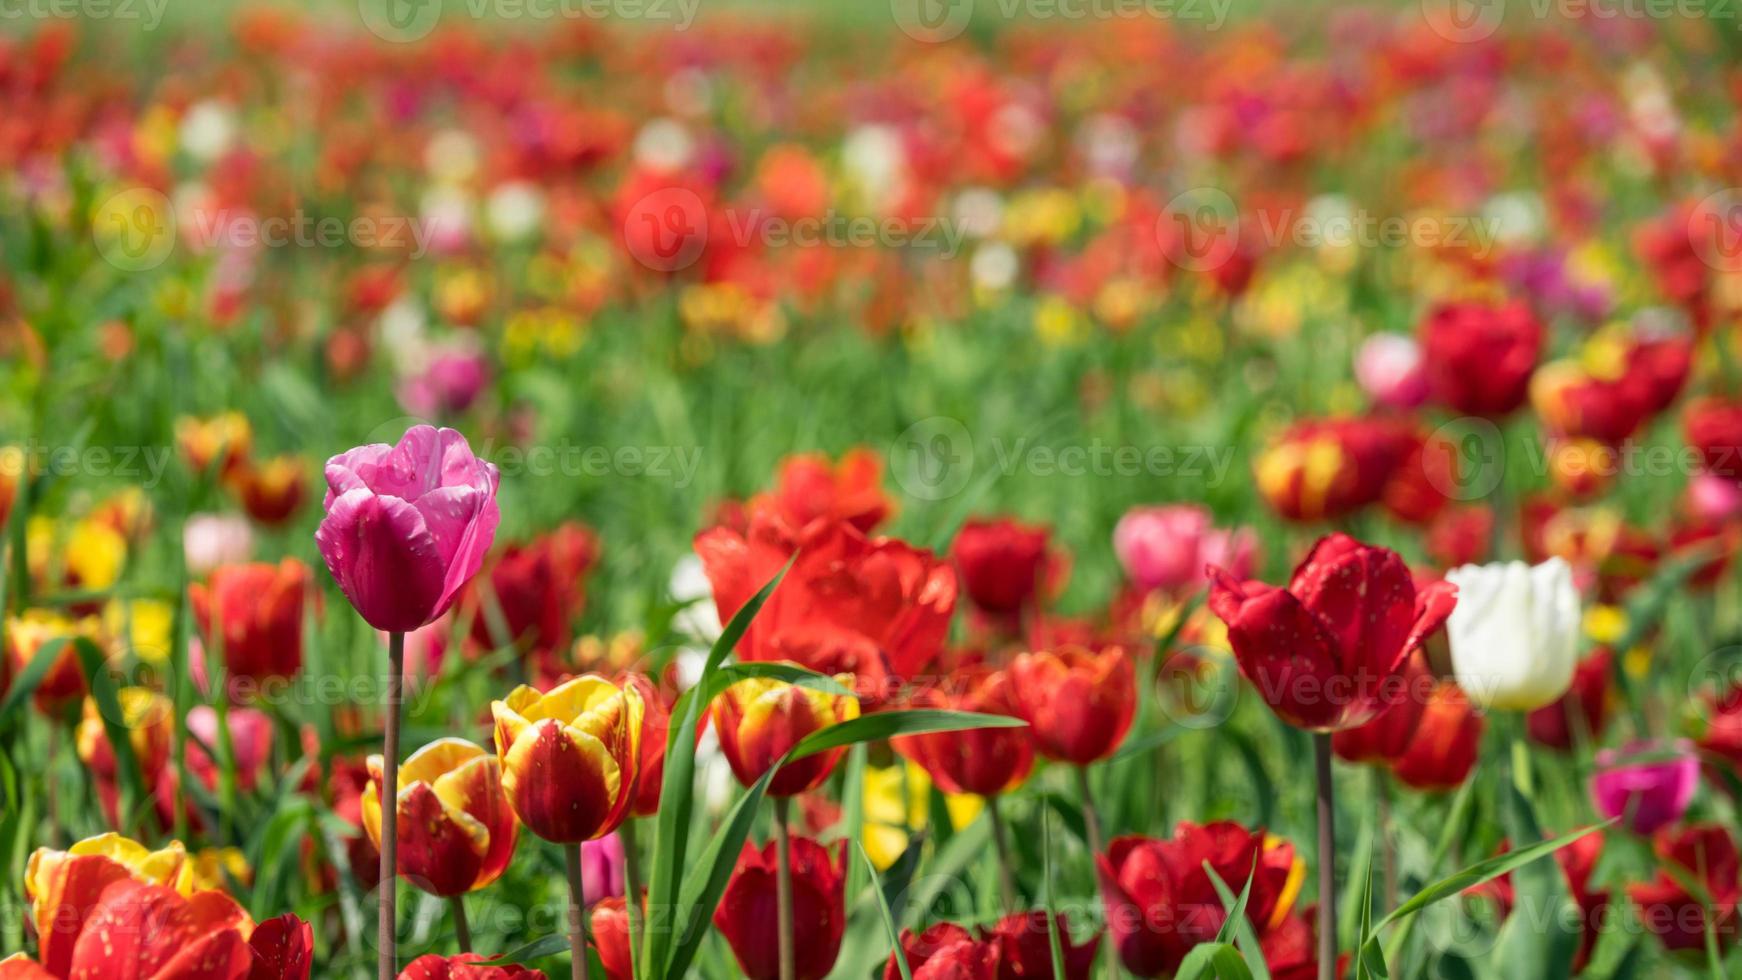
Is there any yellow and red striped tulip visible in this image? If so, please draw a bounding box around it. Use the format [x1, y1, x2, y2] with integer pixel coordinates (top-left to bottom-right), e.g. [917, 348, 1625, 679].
[492, 675, 643, 843]
[711, 672, 859, 797]
[363, 737, 518, 897]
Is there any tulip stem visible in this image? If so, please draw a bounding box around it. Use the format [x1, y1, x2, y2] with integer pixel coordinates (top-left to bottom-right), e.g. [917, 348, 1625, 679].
[565, 843, 592, 980]
[379, 630, 404, 980]
[988, 794, 1017, 910]
[450, 895, 472, 953]
[1073, 766, 1104, 857]
[620, 818, 644, 974]
[774, 796, 797, 980]
[1313, 733, 1337, 980]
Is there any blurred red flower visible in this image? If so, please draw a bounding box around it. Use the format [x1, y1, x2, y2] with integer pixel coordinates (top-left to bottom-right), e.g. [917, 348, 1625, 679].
[1008, 646, 1135, 765]
[713, 837, 847, 980]
[1418, 299, 1543, 417]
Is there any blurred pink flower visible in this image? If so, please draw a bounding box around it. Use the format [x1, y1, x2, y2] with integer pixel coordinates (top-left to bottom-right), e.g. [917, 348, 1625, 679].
[1113, 504, 1255, 595]
[183, 512, 253, 576]
[397, 347, 491, 418]
[581, 832, 626, 907]
[1687, 473, 1742, 524]
[1591, 739, 1698, 835]
[1354, 333, 1428, 410]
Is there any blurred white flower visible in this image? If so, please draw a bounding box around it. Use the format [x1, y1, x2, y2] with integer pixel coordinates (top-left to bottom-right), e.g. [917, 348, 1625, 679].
[970, 243, 1019, 292]
[842, 124, 906, 207]
[485, 181, 546, 243]
[633, 118, 695, 173]
[669, 553, 721, 643]
[183, 513, 253, 575]
[419, 186, 474, 256]
[1446, 558, 1580, 711]
[1483, 191, 1545, 247]
[424, 129, 480, 184]
[952, 187, 1004, 240]
[179, 101, 236, 163]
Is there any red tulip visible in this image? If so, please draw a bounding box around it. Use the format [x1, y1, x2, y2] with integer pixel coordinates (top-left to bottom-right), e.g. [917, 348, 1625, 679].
[591, 896, 633, 980]
[1526, 648, 1611, 750]
[1389, 681, 1484, 792]
[1208, 533, 1456, 731]
[695, 513, 956, 698]
[189, 559, 311, 686]
[1685, 395, 1742, 483]
[755, 447, 893, 534]
[951, 517, 1060, 621]
[624, 672, 673, 816]
[247, 913, 317, 979]
[894, 666, 1033, 796]
[1425, 506, 1493, 569]
[711, 674, 860, 797]
[1097, 821, 1299, 978]
[228, 455, 308, 526]
[985, 911, 1101, 980]
[1627, 824, 1740, 952]
[362, 738, 518, 897]
[1331, 653, 1432, 766]
[713, 837, 847, 980]
[315, 425, 501, 633]
[399, 954, 547, 979]
[1008, 646, 1135, 765]
[888, 925, 1000, 980]
[462, 522, 599, 654]
[885, 924, 978, 980]
[1418, 299, 1543, 417]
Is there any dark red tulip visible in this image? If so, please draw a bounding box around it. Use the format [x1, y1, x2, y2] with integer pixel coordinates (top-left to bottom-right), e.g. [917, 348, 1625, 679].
[894, 666, 1033, 796]
[1418, 299, 1543, 417]
[951, 517, 1060, 622]
[1254, 417, 1414, 523]
[1097, 821, 1298, 978]
[1331, 653, 1433, 765]
[1627, 824, 1741, 952]
[1389, 681, 1483, 792]
[1526, 649, 1612, 751]
[985, 910, 1101, 980]
[1208, 533, 1456, 732]
[885, 923, 978, 980]
[398, 954, 547, 979]
[247, 913, 316, 980]
[463, 522, 599, 654]
[1008, 646, 1135, 765]
[714, 837, 847, 980]
[1685, 396, 1742, 483]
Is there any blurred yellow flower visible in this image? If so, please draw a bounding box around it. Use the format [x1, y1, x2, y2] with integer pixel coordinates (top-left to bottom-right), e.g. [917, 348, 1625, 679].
[862, 762, 982, 871]
[106, 598, 175, 665]
[1033, 295, 1085, 347]
[191, 847, 252, 890]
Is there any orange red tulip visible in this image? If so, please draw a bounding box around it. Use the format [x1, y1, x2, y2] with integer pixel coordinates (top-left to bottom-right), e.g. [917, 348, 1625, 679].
[712, 673, 860, 796]
[1008, 646, 1134, 765]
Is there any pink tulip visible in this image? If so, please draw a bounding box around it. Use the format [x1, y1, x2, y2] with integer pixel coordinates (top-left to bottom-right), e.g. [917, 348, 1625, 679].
[1591, 739, 1698, 835]
[1687, 473, 1742, 524]
[581, 832, 627, 907]
[1354, 333, 1428, 409]
[397, 346, 491, 418]
[315, 425, 500, 632]
[186, 704, 274, 790]
[1113, 504, 1256, 594]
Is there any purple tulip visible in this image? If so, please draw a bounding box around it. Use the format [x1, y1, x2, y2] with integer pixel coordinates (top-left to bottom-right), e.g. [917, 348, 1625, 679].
[1591, 739, 1698, 835]
[1113, 504, 1256, 595]
[315, 425, 501, 633]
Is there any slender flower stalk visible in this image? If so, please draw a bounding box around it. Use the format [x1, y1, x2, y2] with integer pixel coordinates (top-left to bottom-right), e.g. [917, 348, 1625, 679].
[1314, 733, 1337, 980]
[450, 895, 471, 953]
[566, 844, 592, 980]
[379, 630, 403, 979]
[620, 818, 644, 974]
[774, 796, 796, 980]
[987, 795, 1017, 910]
[1074, 766, 1104, 858]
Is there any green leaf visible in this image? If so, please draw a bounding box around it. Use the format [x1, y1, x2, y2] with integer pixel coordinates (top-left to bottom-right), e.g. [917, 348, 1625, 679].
[71, 636, 147, 824]
[663, 764, 780, 980]
[1204, 861, 1271, 980]
[1041, 807, 1067, 980]
[1176, 942, 1256, 980]
[858, 842, 912, 980]
[787, 710, 1025, 763]
[0, 636, 70, 729]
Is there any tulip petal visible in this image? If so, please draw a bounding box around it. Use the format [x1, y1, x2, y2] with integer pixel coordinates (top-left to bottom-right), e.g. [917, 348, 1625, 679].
[315, 488, 448, 632]
[501, 718, 623, 843]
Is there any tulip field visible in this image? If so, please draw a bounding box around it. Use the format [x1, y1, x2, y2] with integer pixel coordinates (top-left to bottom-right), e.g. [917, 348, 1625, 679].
[8, 2, 1742, 978]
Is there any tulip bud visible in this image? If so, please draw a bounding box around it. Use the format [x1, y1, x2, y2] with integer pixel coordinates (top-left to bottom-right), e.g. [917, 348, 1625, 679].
[713, 837, 847, 980]
[1590, 739, 1698, 835]
[712, 673, 860, 797]
[951, 517, 1059, 623]
[591, 896, 633, 980]
[1444, 558, 1579, 711]
[362, 738, 518, 897]
[315, 425, 500, 633]
[492, 675, 643, 843]
[1008, 646, 1135, 765]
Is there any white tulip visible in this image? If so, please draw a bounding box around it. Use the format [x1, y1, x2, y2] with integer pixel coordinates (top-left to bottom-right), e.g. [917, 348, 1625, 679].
[1445, 557, 1580, 711]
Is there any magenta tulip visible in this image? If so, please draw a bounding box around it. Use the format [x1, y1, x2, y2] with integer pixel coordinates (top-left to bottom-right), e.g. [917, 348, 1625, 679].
[315, 425, 501, 632]
[1591, 739, 1699, 835]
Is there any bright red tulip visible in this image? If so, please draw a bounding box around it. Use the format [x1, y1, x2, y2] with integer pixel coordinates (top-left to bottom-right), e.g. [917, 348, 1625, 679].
[1208, 533, 1456, 731]
[713, 837, 847, 980]
[362, 738, 518, 897]
[755, 447, 893, 534]
[711, 673, 860, 796]
[462, 522, 599, 654]
[895, 666, 1033, 796]
[591, 896, 633, 980]
[1389, 681, 1484, 792]
[1418, 299, 1543, 417]
[951, 517, 1059, 621]
[189, 559, 311, 685]
[1008, 646, 1135, 765]
[1331, 653, 1432, 766]
[1685, 395, 1742, 483]
[695, 512, 956, 698]
[399, 954, 547, 979]
[1097, 821, 1300, 978]
[885, 924, 978, 980]
[315, 425, 501, 633]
